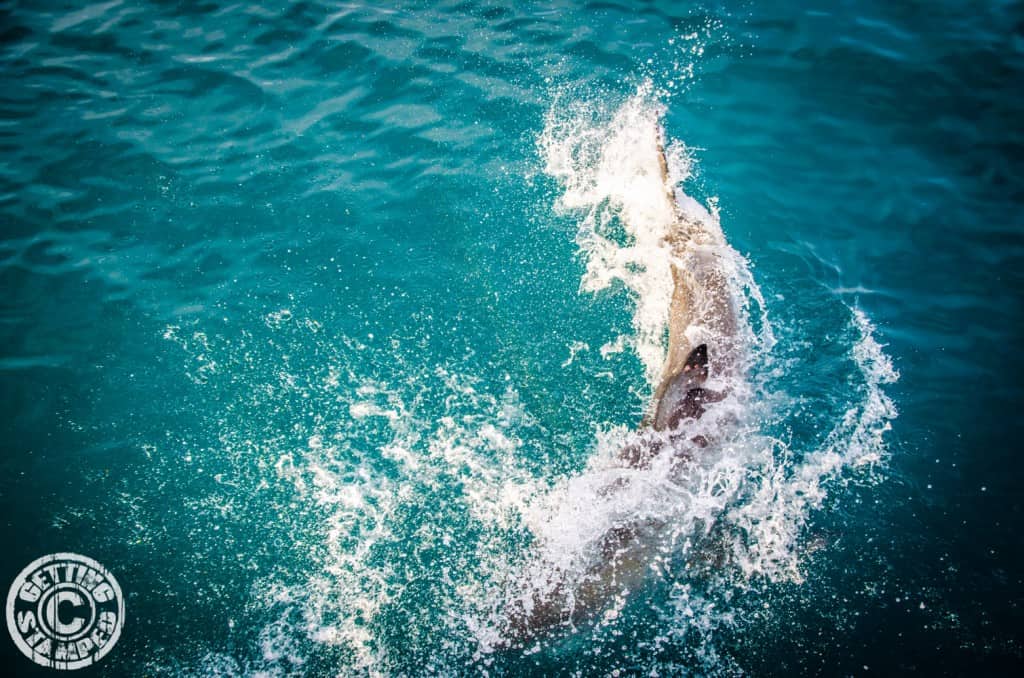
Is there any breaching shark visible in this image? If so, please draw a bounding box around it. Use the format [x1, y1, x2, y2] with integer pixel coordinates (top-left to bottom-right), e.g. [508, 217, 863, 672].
[502, 135, 742, 643]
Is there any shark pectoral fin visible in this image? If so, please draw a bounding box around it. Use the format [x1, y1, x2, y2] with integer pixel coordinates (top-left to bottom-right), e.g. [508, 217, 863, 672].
[662, 387, 729, 434]
[701, 388, 726, 404]
[666, 388, 704, 430]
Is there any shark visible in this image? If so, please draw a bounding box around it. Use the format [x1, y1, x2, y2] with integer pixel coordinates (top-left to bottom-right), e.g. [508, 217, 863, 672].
[502, 135, 743, 643]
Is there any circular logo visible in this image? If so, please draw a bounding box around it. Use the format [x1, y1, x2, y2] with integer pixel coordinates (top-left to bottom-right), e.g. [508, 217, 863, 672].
[6, 553, 124, 670]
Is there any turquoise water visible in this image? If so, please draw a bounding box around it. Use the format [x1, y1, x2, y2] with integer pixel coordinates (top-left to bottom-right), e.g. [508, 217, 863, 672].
[1, 1, 1021, 675]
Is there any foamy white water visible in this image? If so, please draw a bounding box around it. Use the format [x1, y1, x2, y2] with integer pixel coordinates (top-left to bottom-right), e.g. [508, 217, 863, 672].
[483, 84, 901, 659]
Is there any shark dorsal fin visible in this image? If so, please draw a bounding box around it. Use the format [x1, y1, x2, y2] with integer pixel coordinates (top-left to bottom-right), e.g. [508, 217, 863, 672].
[653, 344, 709, 430]
[682, 343, 708, 377]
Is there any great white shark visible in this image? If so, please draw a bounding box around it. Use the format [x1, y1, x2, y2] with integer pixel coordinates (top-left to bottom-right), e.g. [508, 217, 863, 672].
[502, 135, 742, 643]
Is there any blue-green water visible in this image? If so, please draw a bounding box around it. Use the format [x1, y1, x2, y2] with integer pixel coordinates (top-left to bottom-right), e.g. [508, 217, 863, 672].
[1, 1, 1021, 675]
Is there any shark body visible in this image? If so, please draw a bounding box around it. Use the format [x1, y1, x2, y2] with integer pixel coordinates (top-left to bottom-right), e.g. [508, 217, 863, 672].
[503, 138, 743, 643]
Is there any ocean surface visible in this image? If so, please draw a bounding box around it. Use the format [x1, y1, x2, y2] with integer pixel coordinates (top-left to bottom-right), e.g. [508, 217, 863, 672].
[1, 1, 1022, 675]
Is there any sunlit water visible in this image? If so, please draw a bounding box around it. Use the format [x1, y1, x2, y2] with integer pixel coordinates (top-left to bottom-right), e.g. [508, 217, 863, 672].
[1, 1, 1021, 675]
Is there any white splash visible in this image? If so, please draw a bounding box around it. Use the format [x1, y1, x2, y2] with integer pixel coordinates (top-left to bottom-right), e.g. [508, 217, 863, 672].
[490, 81, 901, 655]
[726, 307, 900, 582]
[538, 82, 683, 384]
